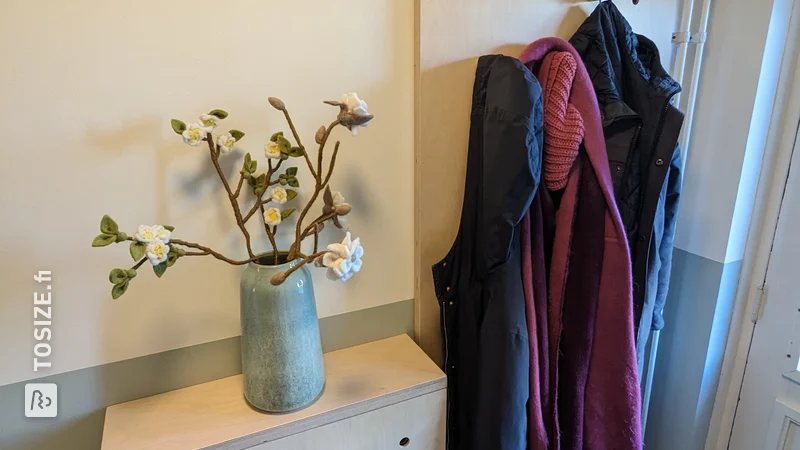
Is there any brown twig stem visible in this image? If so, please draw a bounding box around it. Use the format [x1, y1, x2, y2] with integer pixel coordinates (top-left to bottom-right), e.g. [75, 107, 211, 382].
[233, 174, 245, 198]
[259, 203, 279, 264]
[301, 212, 336, 240]
[322, 141, 340, 186]
[132, 258, 147, 270]
[282, 109, 317, 180]
[206, 137, 255, 258]
[241, 159, 283, 224]
[289, 120, 340, 259]
[170, 238, 259, 265]
[276, 250, 328, 284]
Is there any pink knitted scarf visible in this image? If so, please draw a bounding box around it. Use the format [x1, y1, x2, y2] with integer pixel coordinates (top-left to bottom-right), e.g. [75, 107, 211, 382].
[540, 52, 584, 191]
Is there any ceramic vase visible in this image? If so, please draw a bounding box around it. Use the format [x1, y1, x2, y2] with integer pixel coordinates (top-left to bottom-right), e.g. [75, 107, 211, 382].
[240, 254, 325, 412]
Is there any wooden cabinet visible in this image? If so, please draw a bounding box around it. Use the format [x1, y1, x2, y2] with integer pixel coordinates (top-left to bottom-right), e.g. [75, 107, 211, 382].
[253, 391, 445, 450]
[102, 335, 446, 450]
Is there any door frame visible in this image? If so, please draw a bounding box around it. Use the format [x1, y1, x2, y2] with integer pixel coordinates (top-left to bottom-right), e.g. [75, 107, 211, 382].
[708, 4, 800, 448]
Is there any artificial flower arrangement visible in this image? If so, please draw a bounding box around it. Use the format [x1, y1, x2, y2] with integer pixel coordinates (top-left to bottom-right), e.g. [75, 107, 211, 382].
[91, 94, 373, 299]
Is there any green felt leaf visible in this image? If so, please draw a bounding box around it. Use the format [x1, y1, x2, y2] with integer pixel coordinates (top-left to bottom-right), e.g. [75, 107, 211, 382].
[279, 178, 288, 186]
[176, 247, 186, 256]
[109, 268, 127, 284]
[281, 208, 296, 219]
[163, 225, 175, 232]
[287, 177, 300, 188]
[100, 215, 118, 234]
[130, 241, 146, 261]
[153, 262, 168, 278]
[208, 109, 229, 119]
[277, 136, 291, 154]
[285, 167, 298, 176]
[253, 173, 267, 195]
[167, 250, 179, 267]
[247, 160, 257, 173]
[270, 131, 284, 142]
[288, 146, 305, 158]
[248, 174, 257, 187]
[280, 152, 289, 161]
[230, 129, 245, 141]
[126, 269, 137, 279]
[115, 231, 127, 242]
[171, 119, 187, 134]
[92, 234, 116, 247]
[111, 280, 129, 300]
[286, 189, 298, 201]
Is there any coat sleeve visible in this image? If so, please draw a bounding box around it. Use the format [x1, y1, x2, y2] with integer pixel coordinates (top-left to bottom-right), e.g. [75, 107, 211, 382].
[477, 57, 544, 278]
[652, 145, 682, 330]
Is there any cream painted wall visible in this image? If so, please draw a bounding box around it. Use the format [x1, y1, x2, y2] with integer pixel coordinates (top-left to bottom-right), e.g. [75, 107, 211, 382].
[0, 0, 414, 386]
[416, 0, 680, 363]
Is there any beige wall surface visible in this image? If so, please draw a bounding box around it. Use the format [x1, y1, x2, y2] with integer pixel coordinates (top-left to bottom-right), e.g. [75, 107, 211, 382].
[416, 0, 680, 363]
[0, 0, 414, 386]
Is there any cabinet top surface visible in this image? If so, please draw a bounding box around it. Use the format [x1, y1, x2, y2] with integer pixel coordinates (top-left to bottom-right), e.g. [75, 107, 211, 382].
[101, 334, 445, 450]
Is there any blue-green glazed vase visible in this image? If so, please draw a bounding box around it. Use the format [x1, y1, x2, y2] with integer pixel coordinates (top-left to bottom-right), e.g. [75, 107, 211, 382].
[240, 254, 325, 412]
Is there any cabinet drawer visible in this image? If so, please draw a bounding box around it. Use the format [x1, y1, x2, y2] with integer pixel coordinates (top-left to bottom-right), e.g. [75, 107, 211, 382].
[251, 390, 446, 450]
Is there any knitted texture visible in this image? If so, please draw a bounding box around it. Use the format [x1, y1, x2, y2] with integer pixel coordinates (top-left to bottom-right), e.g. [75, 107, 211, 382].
[542, 52, 584, 191]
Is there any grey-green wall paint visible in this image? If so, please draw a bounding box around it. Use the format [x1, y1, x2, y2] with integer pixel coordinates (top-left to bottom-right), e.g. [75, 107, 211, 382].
[0, 299, 414, 450]
[645, 249, 743, 450]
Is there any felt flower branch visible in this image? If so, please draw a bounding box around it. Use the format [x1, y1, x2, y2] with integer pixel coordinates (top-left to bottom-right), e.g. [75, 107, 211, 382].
[92, 95, 373, 298]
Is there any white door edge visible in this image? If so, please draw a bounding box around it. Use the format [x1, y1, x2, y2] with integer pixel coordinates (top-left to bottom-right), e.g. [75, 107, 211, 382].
[708, 3, 800, 448]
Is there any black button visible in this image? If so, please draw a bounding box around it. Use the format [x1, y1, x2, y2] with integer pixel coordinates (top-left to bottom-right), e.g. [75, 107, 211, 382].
[616, 165, 622, 172]
[639, 235, 646, 242]
[655, 158, 665, 166]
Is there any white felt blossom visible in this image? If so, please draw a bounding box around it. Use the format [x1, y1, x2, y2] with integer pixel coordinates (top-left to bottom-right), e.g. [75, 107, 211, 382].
[263, 207, 282, 226]
[199, 114, 219, 133]
[135, 225, 156, 243]
[270, 186, 288, 204]
[217, 133, 235, 154]
[146, 240, 170, 266]
[265, 141, 281, 159]
[182, 123, 207, 147]
[152, 225, 171, 243]
[322, 232, 363, 282]
[136, 225, 171, 244]
[340, 93, 371, 135]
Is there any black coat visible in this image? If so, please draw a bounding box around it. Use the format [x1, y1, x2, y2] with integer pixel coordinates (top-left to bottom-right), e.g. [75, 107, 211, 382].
[570, 1, 684, 370]
[432, 54, 543, 450]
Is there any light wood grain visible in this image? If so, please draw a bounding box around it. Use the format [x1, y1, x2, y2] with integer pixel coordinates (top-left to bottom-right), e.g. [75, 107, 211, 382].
[101, 335, 446, 450]
[252, 390, 446, 450]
